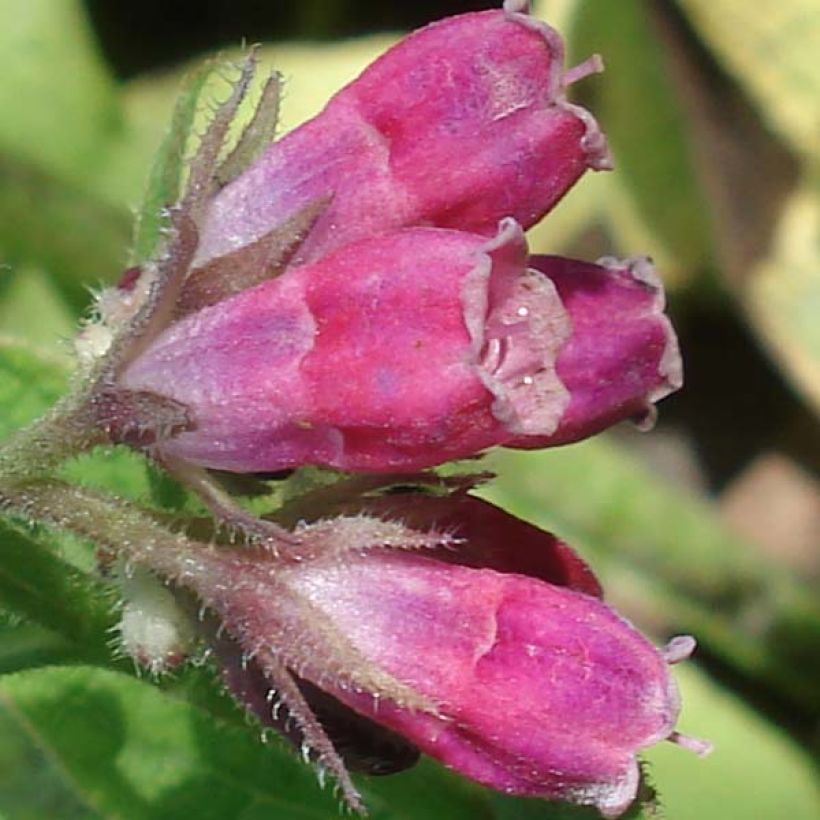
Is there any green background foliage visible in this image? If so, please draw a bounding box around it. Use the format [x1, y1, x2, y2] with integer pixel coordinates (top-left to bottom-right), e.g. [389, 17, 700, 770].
[0, 0, 817, 817]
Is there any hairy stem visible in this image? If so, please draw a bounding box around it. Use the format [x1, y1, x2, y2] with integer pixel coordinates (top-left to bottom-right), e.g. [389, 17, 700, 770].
[0, 479, 198, 581]
[0, 393, 104, 481]
[159, 456, 300, 553]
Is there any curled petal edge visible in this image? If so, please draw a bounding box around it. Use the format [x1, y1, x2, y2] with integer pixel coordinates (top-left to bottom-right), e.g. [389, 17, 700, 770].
[596, 255, 684, 431]
[465, 218, 572, 437]
[503, 0, 613, 170]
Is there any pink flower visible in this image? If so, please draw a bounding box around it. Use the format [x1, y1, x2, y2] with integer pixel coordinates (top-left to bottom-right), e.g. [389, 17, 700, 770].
[167, 492, 702, 817]
[122, 220, 679, 472]
[193, 1, 610, 271]
[297, 554, 675, 817]
[110, 0, 681, 475]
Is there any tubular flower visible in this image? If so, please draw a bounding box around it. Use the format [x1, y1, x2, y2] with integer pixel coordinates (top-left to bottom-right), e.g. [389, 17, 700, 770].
[292, 555, 675, 817]
[105, 0, 681, 475]
[159, 492, 705, 818]
[121, 220, 680, 473]
[193, 0, 610, 270]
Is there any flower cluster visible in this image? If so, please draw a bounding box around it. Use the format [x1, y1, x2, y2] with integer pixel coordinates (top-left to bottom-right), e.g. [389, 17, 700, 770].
[117, 2, 679, 475]
[85, 0, 708, 816]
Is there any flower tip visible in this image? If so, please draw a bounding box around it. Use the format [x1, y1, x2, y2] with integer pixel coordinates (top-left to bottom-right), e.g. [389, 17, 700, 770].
[668, 730, 714, 759]
[584, 130, 614, 170]
[500, 0, 612, 174]
[502, 0, 531, 16]
[564, 54, 606, 86]
[601, 254, 684, 399]
[662, 634, 697, 665]
[630, 404, 658, 432]
[581, 762, 641, 819]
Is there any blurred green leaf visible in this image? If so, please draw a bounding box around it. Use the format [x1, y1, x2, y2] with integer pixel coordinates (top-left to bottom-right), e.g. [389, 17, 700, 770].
[0, 688, 94, 820]
[0, 620, 80, 675]
[0, 152, 131, 310]
[0, 265, 76, 353]
[0, 0, 122, 191]
[566, 1, 713, 281]
[0, 0, 131, 308]
[533, 0, 582, 33]
[0, 337, 70, 439]
[644, 664, 820, 819]
[0, 665, 357, 819]
[677, 0, 820, 159]
[743, 179, 820, 413]
[525, 166, 612, 262]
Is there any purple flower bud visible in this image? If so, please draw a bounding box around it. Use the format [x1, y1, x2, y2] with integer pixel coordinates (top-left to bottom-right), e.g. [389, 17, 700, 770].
[121, 221, 680, 473]
[193, 3, 609, 270]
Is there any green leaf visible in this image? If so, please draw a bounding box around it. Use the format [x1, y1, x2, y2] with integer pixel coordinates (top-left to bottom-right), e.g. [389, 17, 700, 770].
[0, 665, 346, 819]
[566, 1, 713, 281]
[677, 0, 820, 159]
[131, 64, 215, 265]
[0, 664, 625, 820]
[0, 0, 122, 191]
[0, 521, 114, 661]
[0, 337, 70, 440]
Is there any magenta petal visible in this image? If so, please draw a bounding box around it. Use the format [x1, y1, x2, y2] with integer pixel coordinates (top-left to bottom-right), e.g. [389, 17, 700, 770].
[284, 552, 680, 816]
[510, 254, 683, 448]
[194, 6, 608, 269]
